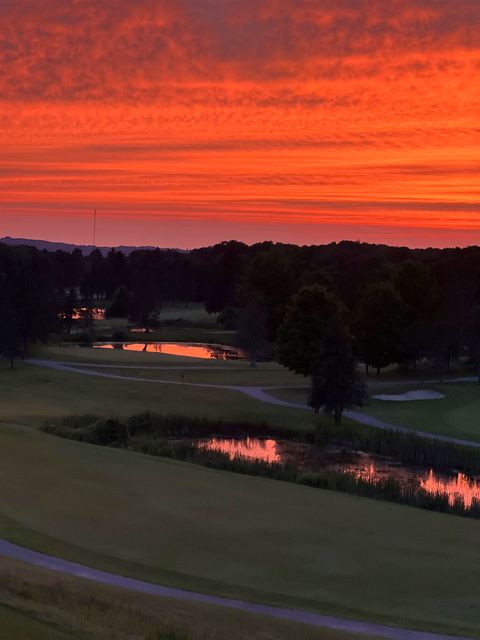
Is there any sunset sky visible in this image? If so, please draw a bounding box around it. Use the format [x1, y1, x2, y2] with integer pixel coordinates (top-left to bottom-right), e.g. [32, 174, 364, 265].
[1, 0, 479, 248]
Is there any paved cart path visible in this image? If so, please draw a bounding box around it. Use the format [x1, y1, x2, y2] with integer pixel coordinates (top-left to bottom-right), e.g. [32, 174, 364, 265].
[0, 540, 474, 640]
[30, 359, 480, 449]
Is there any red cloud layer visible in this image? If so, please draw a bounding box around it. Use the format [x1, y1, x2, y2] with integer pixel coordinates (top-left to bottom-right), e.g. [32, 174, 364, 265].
[0, 1, 479, 246]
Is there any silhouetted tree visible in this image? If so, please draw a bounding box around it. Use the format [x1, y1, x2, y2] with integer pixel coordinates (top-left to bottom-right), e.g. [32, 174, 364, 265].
[0, 283, 22, 368]
[238, 247, 299, 339]
[235, 302, 270, 367]
[354, 282, 407, 375]
[106, 286, 132, 319]
[466, 305, 480, 382]
[309, 316, 367, 424]
[59, 287, 78, 334]
[393, 261, 438, 369]
[276, 285, 344, 376]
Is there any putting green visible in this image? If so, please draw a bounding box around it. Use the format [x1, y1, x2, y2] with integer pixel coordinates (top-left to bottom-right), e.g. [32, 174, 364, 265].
[270, 383, 480, 444]
[360, 382, 480, 443]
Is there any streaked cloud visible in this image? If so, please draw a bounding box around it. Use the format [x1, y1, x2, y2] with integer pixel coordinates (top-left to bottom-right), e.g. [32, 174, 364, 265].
[0, 1, 479, 246]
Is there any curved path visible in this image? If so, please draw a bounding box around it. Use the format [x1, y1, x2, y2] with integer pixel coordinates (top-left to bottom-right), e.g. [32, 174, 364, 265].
[0, 539, 472, 640]
[30, 359, 480, 449]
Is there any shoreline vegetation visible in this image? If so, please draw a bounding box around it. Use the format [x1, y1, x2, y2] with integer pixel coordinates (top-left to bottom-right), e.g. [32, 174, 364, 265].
[43, 412, 480, 520]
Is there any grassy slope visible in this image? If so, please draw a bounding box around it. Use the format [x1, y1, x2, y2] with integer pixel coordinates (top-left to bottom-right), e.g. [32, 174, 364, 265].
[0, 423, 479, 637]
[93, 366, 304, 387]
[0, 558, 382, 640]
[0, 605, 74, 640]
[0, 363, 315, 430]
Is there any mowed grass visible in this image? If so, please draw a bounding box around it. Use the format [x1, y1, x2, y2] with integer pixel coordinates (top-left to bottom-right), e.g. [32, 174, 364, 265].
[0, 362, 316, 431]
[270, 383, 480, 444]
[360, 382, 480, 443]
[33, 342, 306, 389]
[159, 304, 218, 325]
[93, 366, 304, 387]
[0, 424, 480, 636]
[0, 558, 383, 640]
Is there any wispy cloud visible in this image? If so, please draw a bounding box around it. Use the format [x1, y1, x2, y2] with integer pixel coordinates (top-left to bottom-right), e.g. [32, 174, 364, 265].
[0, 1, 479, 246]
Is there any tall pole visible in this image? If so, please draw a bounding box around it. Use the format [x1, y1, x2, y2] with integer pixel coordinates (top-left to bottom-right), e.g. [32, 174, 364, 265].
[93, 209, 97, 247]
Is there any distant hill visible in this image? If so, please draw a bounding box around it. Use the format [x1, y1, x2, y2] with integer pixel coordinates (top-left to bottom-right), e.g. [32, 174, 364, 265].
[0, 237, 183, 256]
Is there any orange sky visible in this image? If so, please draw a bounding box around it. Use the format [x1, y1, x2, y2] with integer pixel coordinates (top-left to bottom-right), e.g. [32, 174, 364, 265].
[1, 0, 479, 248]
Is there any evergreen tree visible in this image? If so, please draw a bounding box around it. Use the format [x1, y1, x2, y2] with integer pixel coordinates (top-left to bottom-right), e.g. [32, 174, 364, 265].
[106, 286, 132, 319]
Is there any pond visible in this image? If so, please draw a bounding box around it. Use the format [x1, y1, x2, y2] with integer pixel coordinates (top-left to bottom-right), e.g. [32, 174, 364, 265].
[93, 342, 246, 360]
[196, 437, 480, 510]
[72, 307, 105, 320]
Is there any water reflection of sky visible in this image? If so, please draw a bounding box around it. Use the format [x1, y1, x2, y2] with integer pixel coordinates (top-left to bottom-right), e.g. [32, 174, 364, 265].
[72, 307, 105, 320]
[94, 342, 244, 360]
[338, 459, 480, 510]
[420, 470, 480, 508]
[198, 437, 282, 463]
[198, 438, 480, 511]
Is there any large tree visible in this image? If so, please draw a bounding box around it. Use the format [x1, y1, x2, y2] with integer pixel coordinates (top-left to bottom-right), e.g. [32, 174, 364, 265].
[354, 282, 407, 374]
[0, 279, 23, 368]
[235, 302, 270, 367]
[276, 285, 344, 376]
[393, 261, 438, 369]
[106, 285, 132, 319]
[309, 316, 367, 424]
[238, 247, 300, 339]
[465, 304, 480, 381]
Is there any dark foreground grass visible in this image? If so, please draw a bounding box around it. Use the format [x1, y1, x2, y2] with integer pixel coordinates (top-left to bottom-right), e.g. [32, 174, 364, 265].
[0, 557, 369, 640]
[1, 423, 480, 636]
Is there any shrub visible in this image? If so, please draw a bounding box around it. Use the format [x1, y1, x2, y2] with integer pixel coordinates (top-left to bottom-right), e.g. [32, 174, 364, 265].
[91, 418, 129, 446]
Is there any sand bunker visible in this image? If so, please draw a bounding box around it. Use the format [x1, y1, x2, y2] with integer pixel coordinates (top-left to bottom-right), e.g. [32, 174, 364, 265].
[373, 390, 445, 402]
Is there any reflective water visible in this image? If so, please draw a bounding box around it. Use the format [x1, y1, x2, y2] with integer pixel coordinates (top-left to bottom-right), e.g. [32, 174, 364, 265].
[93, 342, 245, 360]
[197, 437, 480, 510]
[197, 437, 304, 464]
[73, 307, 105, 320]
[340, 457, 480, 508]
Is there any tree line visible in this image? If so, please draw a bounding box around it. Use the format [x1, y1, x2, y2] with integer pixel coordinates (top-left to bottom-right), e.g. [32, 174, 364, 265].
[1, 239, 480, 420]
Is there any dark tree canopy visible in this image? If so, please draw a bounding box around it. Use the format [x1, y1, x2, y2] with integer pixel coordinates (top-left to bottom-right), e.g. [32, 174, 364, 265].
[354, 282, 407, 374]
[309, 316, 367, 425]
[106, 285, 132, 319]
[0, 282, 23, 368]
[2, 237, 480, 379]
[276, 285, 344, 376]
[235, 302, 270, 367]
